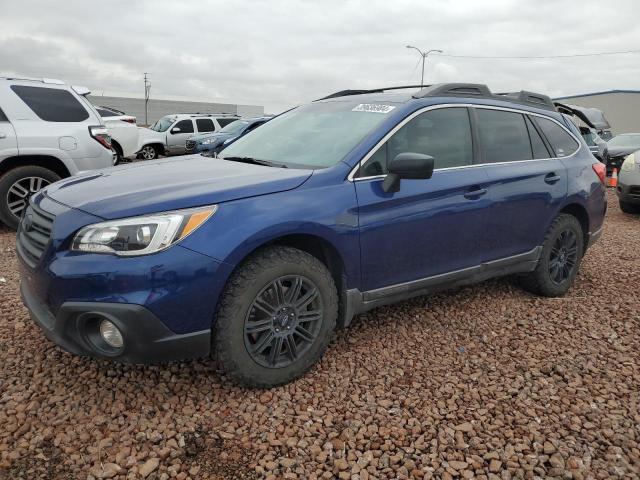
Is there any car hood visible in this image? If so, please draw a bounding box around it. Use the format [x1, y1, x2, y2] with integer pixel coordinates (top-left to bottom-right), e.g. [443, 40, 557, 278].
[45, 155, 313, 219]
[190, 132, 232, 142]
[607, 146, 640, 157]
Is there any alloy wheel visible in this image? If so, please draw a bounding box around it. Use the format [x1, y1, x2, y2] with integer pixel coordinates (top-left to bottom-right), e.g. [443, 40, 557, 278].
[7, 176, 50, 219]
[141, 146, 156, 160]
[548, 229, 578, 284]
[244, 275, 323, 368]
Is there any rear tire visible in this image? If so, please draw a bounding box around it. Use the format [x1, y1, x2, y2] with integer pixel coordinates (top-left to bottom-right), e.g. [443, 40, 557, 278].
[619, 200, 640, 214]
[519, 214, 584, 297]
[0, 166, 61, 229]
[213, 246, 338, 388]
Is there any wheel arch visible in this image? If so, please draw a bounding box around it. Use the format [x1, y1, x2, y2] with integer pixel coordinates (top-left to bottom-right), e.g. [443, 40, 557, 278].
[221, 231, 351, 328]
[558, 202, 590, 250]
[0, 155, 71, 178]
[110, 139, 123, 156]
[137, 142, 165, 156]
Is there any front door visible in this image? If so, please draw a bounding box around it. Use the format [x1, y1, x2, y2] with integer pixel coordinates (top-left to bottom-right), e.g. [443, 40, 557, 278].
[166, 119, 195, 155]
[355, 106, 491, 292]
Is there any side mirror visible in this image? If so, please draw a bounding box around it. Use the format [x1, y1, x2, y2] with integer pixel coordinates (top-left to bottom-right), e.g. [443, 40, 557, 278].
[170, 127, 181, 134]
[382, 153, 434, 193]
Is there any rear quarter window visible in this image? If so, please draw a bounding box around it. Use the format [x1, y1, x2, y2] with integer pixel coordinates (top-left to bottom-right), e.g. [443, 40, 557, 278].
[534, 116, 579, 157]
[10, 85, 89, 122]
[0, 107, 8, 122]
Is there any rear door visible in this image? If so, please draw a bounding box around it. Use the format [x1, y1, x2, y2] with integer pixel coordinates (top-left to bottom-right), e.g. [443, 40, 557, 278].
[355, 106, 491, 292]
[166, 119, 194, 154]
[477, 107, 573, 261]
[0, 107, 18, 159]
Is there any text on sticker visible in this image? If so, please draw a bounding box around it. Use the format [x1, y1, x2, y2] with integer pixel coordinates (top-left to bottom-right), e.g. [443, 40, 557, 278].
[352, 104, 396, 114]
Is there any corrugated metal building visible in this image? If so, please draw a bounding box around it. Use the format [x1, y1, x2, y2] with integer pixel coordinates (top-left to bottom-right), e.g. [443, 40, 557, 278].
[553, 90, 640, 135]
[87, 95, 264, 125]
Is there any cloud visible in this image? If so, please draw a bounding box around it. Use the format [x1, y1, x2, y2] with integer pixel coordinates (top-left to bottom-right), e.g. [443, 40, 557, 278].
[1, 0, 639, 113]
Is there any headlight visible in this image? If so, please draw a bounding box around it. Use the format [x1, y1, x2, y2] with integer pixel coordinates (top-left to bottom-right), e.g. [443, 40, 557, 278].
[72, 206, 216, 256]
[621, 152, 639, 171]
[201, 138, 216, 145]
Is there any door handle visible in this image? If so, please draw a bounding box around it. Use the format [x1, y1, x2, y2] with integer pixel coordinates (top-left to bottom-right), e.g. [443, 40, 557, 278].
[464, 187, 487, 199]
[0, 132, 6, 139]
[544, 173, 561, 184]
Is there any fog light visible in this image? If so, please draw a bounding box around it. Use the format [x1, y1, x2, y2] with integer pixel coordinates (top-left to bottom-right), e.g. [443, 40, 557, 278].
[99, 319, 123, 348]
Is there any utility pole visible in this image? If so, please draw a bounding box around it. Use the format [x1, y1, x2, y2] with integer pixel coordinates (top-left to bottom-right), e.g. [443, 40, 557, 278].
[144, 73, 151, 126]
[405, 46, 443, 87]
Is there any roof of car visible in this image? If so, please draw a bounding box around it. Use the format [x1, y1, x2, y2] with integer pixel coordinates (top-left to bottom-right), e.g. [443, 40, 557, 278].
[317, 83, 559, 113]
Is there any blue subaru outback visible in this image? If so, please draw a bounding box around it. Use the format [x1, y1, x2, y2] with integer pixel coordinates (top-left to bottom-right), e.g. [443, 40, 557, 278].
[17, 83, 607, 387]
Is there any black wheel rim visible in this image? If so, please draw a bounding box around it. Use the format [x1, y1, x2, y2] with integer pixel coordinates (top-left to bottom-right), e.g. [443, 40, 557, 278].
[549, 228, 578, 284]
[7, 176, 51, 219]
[244, 275, 323, 368]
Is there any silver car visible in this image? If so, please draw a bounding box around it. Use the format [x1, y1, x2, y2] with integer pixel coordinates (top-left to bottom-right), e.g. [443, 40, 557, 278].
[617, 150, 640, 213]
[0, 77, 115, 228]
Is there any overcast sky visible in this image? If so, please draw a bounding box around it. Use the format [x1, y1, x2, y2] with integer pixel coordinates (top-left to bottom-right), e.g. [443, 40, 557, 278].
[1, 0, 639, 113]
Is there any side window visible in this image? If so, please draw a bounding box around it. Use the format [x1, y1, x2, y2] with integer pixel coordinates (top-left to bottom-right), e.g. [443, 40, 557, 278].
[534, 117, 579, 157]
[217, 118, 237, 128]
[525, 116, 551, 159]
[358, 107, 473, 177]
[173, 119, 194, 134]
[476, 109, 532, 163]
[196, 118, 215, 132]
[0, 107, 8, 122]
[10, 85, 89, 122]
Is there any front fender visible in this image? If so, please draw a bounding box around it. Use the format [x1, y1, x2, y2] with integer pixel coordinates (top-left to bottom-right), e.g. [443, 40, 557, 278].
[179, 178, 361, 290]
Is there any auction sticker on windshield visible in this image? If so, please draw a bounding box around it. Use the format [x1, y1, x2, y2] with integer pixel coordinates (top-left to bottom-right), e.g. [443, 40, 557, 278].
[352, 104, 396, 113]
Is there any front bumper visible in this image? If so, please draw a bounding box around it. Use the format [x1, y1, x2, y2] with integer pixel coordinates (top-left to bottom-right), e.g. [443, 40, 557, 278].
[616, 182, 640, 205]
[21, 280, 211, 363]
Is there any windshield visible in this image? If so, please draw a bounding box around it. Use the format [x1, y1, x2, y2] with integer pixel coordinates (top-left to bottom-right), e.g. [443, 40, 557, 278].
[220, 120, 250, 134]
[149, 116, 175, 132]
[220, 101, 397, 168]
[607, 134, 640, 147]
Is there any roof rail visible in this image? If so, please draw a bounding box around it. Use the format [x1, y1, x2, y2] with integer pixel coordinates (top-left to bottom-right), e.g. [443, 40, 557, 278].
[496, 90, 555, 111]
[316, 85, 427, 101]
[412, 83, 492, 98]
[1, 76, 65, 85]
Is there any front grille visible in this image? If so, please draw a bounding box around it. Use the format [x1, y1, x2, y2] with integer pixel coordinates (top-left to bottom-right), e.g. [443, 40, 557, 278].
[185, 140, 197, 151]
[629, 186, 640, 197]
[16, 203, 55, 268]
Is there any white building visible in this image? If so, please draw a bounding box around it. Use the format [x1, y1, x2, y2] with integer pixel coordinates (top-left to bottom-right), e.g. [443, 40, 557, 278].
[88, 95, 264, 126]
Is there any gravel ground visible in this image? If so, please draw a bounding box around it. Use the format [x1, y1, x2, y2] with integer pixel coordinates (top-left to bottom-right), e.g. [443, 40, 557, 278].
[0, 190, 639, 480]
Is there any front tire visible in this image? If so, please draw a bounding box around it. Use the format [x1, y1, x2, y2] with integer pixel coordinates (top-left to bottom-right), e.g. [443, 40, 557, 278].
[519, 214, 584, 297]
[138, 145, 159, 160]
[619, 200, 640, 214]
[0, 166, 60, 229]
[213, 246, 338, 388]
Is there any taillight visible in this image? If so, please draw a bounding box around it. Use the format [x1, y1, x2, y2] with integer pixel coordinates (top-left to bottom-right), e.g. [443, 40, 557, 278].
[122, 118, 137, 124]
[592, 162, 606, 184]
[89, 126, 112, 150]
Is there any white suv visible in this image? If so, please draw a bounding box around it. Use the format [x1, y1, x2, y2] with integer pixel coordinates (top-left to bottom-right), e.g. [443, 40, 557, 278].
[137, 113, 239, 159]
[0, 77, 115, 228]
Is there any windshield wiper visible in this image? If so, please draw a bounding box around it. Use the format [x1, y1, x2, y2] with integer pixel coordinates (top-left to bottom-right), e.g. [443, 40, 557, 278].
[220, 156, 288, 168]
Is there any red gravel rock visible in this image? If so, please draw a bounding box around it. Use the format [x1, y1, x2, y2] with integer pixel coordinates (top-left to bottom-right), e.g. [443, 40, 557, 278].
[1, 190, 639, 479]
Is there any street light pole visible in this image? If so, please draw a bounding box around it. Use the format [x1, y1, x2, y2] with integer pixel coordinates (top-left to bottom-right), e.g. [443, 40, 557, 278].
[406, 46, 443, 87]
